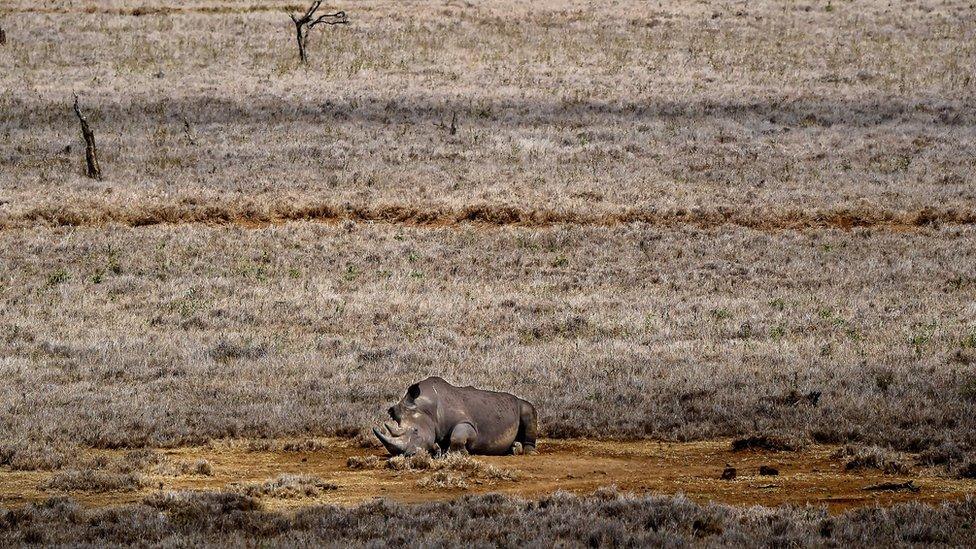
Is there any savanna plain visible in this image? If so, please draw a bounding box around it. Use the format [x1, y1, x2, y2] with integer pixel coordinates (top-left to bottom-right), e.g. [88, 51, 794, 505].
[1, 0, 975, 545]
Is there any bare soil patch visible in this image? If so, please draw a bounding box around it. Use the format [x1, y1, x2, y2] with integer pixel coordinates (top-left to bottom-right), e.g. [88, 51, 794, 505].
[2, 439, 972, 514]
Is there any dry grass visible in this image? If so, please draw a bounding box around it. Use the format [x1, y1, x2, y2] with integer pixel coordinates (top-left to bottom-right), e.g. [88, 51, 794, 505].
[37, 450, 213, 494]
[1, 223, 974, 461]
[0, 0, 973, 232]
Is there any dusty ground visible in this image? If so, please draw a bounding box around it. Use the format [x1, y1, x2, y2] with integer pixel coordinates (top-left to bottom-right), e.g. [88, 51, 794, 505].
[2, 439, 972, 514]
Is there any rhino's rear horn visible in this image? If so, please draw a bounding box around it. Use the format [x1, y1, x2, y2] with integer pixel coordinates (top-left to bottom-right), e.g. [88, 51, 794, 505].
[373, 427, 407, 455]
[384, 421, 406, 437]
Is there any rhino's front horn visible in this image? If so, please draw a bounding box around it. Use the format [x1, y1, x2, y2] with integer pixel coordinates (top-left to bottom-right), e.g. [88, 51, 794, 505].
[373, 426, 407, 455]
[384, 421, 406, 437]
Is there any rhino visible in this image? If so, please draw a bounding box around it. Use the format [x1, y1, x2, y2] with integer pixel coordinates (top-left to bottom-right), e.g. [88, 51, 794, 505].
[373, 376, 538, 456]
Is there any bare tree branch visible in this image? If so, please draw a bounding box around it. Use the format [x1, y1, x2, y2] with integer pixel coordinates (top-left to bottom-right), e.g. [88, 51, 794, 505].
[72, 95, 102, 180]
[289, 2, 348, 64]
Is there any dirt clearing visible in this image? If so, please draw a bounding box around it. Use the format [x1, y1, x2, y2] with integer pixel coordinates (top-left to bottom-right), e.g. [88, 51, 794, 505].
[2, 439, 972, 514]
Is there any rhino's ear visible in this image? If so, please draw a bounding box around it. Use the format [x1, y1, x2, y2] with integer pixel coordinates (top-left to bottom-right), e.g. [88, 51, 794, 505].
[403, 383, 421, 408]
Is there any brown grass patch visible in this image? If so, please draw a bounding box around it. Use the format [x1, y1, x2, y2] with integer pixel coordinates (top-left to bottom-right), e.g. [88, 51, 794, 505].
[6, 201, 976, 232]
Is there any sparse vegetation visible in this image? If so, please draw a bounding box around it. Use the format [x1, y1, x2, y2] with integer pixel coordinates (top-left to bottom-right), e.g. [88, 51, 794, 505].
[243, 438, 331, 453]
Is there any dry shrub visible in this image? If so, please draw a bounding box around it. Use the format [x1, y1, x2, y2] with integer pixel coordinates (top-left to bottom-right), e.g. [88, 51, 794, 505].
[417, 471, 470, 489]
[347, 452, 519, 489]
[229, 474, 337, 499]
[154, 458, 213, 477]
[143, 490, 262, 516]
[392, 452, 519, 481]
[731, 433, 805, 452]
[346, 455, 385, 470]
[7, 488, 976, 546]
[832, 445, 911, 475]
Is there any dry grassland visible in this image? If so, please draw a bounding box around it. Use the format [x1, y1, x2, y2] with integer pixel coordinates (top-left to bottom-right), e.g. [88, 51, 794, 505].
[0, 0, 973, 230]
[0, 0, 975, 544]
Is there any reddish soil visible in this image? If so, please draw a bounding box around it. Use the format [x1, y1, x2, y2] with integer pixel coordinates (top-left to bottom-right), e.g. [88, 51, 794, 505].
[2, 439, 973, 514]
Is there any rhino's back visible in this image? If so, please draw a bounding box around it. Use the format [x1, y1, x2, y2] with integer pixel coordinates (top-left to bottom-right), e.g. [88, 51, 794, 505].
[451, 384, 521, 453]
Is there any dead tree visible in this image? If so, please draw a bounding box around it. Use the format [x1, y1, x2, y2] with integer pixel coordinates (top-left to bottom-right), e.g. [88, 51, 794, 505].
[289, 2, 347, 64]
[72, 95, 102, 180]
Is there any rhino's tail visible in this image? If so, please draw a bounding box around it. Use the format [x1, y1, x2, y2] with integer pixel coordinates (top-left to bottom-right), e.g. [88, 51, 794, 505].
[516, 399, 538, 454]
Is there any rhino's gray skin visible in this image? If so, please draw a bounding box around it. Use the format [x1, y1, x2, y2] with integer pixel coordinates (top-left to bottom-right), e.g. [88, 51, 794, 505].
[373, 376, 538, 457]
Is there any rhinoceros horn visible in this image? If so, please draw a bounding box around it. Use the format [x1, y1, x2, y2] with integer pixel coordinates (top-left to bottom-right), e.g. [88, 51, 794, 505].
[384, 421, 407, 437]
[373, 426, 406, 455]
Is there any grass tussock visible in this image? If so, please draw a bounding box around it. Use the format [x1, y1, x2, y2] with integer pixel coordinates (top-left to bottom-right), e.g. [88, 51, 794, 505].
[228, 474, 337, 499]
[36, 450, 212, 494]
[347, 452, 520, 489]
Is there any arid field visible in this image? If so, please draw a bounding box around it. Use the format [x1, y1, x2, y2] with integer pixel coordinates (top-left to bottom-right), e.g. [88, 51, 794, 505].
[1, 0, 975, 545]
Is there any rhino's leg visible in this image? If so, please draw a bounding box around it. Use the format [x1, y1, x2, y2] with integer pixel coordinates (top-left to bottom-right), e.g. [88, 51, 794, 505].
[447, 422, 477, 454]
[516, 399, 538, 455]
